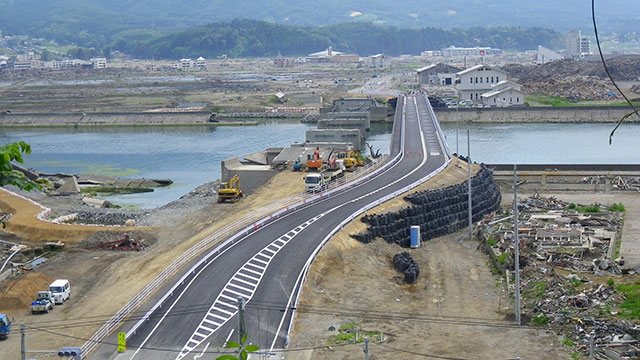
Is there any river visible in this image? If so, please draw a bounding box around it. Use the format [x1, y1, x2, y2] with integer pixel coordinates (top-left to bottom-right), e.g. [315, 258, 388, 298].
[0, 121, 637, 208]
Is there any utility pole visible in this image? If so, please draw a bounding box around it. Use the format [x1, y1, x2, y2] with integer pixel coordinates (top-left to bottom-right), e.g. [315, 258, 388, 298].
[21, 323, 26, 360]
[467, 129, 472, 241]
[455, 102, 459, 154]
[363, 337, 369, 360]
[237, 297, 246, 344]
[514, 164, 521, 326]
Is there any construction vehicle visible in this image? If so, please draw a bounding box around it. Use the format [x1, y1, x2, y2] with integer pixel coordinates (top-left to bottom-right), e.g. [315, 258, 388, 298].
[292, 155, 304, 171]
[306, 147, 323, 171]
[304, 161, 345, 192]
[217, 174, 243, 203]
[31, 291, 55, 314]
[337, 150, 364, 169]
[0, 314, 11, 338]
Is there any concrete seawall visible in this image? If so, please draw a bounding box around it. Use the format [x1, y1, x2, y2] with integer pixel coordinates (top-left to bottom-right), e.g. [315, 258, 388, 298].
[0, 111, 291, 127]
[434, 106, 639, 123]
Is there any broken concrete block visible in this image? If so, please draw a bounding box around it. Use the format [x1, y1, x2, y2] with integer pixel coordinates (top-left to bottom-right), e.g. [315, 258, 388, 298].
[57, 176, 81, 194]
[82, 197, 111, 209]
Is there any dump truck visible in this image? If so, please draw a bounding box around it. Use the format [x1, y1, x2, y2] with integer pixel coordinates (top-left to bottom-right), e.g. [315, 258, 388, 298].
[0, 314, 11, 338]
[217, 174, 243, 203]
[31, 291, 54, 314]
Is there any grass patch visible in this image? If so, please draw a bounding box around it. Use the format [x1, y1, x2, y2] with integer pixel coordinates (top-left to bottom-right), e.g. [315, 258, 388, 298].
[329, 323, 381, 345]
[571, 352, 581, 359]
[524, 280, 547, 300]
[486, 236, 497, 247]
[607, 203, 626, 212]
[532, 314, 549, 326]
[615, 282, 640, 319]
[495, 252, 507, 265]
[607, 278, 615, 287]
[562, 338, 575, 347]
[577, 205, 601, 213]
[567, 203, 577, 210]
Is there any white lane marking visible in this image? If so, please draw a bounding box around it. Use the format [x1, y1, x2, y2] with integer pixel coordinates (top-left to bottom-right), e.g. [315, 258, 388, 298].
[136, 95, 416, 360]
[232, 277, 258, 287]
[192, 342, 209, 360]
[175, 213, 326, 360]
[269, 94, 433, 351]
[224, 329, 234, 346]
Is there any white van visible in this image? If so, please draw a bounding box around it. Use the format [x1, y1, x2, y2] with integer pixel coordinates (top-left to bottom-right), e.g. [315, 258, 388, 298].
[48, 279, 71, 305]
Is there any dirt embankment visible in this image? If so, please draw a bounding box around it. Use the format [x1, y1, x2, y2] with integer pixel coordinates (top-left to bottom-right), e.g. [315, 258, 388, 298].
[0, 170, 305, 360]
[0, 188, 143, 244]
[289, 160, 567, 359]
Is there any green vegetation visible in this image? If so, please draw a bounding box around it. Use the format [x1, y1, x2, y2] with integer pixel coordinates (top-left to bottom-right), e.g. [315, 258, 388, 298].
[571, 352, 581, 359]
[576, 205, 601, 213]
[532, 314, 549, 326]
[0, 141, 41, 192]
[216, 333, 259, 360]
[495, 252, 507, 265]
[607, 203, 626, 212]
[567, 203, 577, 210]
[562, 338, 575, 347]
[486, 236, 497, 247]
[615, 282, 640, 319]
[607, 278, 615, 287]
[329, 323, 381, 344]
[569, 278, 582, 288]
[524, 280, 547, 300]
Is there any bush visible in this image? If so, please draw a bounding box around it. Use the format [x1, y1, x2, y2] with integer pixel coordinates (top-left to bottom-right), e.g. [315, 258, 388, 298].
[607, 278, 615, 287]
[532, 314, 549, 326]
[607, 203, 626, 212]
[567, 203, 577, 210]
[577, 205, 600, 213]
[486, 237, 497, 247]
[562, 338, 575, 347]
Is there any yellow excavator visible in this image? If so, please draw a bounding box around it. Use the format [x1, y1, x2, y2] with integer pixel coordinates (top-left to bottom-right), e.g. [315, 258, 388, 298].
[339, 150, 364, 169]
[217, 174, 243, 203]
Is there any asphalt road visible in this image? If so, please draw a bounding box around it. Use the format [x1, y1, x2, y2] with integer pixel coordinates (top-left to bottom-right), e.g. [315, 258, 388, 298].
[112, 93, 448, 360]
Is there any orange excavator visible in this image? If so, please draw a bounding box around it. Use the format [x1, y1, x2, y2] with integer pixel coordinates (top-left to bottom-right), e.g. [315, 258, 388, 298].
[306, 147, 323, 171]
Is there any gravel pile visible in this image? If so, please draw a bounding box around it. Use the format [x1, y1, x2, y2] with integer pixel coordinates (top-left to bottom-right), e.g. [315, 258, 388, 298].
[74, 207, 147, 226]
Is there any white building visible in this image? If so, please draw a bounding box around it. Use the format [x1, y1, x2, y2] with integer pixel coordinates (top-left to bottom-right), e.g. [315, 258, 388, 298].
[369, 54, 388, 68]
[195, 57, 207, 70]
[441, 46, 503, 57]
[566, 31, 591, 59]
[455, 64, 525, 107]
[481, 87, 525, 107]
[90, 57, 107, 69]
[536, 45, 564, 65]
[456, 64, 509, 103]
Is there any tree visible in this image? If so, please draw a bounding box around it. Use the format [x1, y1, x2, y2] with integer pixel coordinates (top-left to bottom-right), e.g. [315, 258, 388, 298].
[0, 141, 40, 191]
[215, 333, 259, 360]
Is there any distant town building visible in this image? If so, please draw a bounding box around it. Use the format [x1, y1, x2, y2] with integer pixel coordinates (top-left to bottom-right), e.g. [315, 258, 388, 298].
[421, 50, 443, 57]
[536, 45, 564, 65]
[455, 64, 525, 106]
[566, 30, 592, 59]
[195, 57, 207, 70]
[90, 57, 107, 69]
[369, 54, 388, 68]
[307, 47, 360, 63]
[417, 63, 461, 86]
[441, 46, 503, 57]
[17, 52, 40, 62]
[13, 61, 35, 70]
[274, 57, 297, 67]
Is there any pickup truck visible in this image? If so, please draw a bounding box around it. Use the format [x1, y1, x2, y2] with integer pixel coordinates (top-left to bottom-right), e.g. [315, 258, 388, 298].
[0, 313, 11, 338]
[31, 291, 55, 314]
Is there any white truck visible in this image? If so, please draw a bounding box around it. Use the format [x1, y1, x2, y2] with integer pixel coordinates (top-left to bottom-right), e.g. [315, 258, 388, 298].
[304, 166, 345, 192]
[31, 291, 54, 314]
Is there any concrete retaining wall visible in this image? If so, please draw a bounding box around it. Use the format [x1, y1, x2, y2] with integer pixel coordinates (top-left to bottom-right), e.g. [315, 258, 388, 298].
[434, 106, 640, 123]
[221, 157, 276, 195]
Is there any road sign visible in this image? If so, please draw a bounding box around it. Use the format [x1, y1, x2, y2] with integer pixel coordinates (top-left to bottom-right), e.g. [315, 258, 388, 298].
[117, 332, 126, 353]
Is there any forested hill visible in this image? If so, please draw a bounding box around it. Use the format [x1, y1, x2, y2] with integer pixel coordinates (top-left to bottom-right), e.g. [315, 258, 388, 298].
[119, 20, 560, 59]
[0, 0, 637, 48]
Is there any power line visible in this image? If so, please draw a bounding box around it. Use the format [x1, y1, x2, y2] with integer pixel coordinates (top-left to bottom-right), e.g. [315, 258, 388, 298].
[591, 0, 640, 144]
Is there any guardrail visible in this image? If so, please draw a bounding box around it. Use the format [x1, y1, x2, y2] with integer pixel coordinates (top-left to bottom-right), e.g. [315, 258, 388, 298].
[82, 113, 407, 356]
[282, 93, 452, 349]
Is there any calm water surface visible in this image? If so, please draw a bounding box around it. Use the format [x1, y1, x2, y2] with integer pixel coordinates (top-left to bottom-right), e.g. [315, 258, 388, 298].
[0, 122, 637, 208]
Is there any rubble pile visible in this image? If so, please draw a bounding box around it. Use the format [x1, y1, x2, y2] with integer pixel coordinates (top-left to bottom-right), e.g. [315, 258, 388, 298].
[523, 76, 622, 101]
[502, 59, 640, 83]
[393, 252, 420, 284]
[352, 165, 501, 247]
[478, 195, 639, 357]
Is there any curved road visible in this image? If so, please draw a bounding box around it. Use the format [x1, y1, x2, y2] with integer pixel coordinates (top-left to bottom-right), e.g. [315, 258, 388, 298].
[114, 93, 448, 359]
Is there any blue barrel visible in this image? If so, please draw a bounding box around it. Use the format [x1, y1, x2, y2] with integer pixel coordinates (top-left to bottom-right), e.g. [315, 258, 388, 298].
[410, 226, 420, 248]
